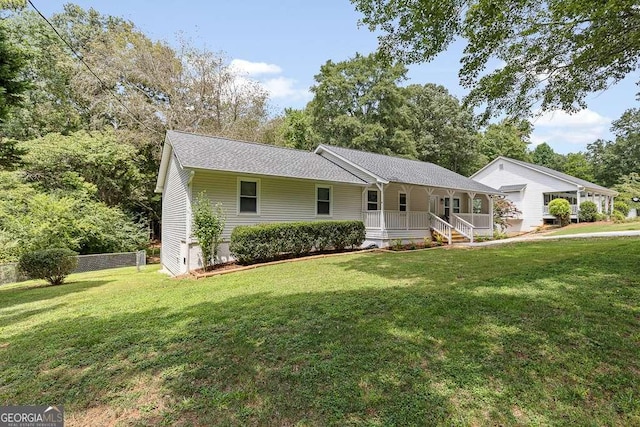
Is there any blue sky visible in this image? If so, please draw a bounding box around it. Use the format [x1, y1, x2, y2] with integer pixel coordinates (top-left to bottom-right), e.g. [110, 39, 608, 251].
[35, 0, 638, 154]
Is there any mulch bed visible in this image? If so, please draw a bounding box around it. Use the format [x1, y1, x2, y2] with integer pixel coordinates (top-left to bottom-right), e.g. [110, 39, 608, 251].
[189, 248, 371, 279]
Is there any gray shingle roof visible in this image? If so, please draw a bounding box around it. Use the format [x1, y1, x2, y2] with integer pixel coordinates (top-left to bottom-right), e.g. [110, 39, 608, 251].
[166, 131, 367, 185]
[502, 157, 615, 194]
[319, 144, 501, 194]
[499, 184, 527, 192]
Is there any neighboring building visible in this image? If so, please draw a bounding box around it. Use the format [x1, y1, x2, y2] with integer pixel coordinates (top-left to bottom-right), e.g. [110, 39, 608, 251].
[155, 131, 501, 276]
[471, 156, 617, 233]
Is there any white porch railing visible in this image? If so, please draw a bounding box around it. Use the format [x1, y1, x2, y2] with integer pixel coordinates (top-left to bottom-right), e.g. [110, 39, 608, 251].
[430, 213, 452, 245]
[362, 211, 431, 230]
[363, 210, 382, 228]
[451, 214, 474, 243]
[543, 205, 578, 215]
[455, 213, 492, 229]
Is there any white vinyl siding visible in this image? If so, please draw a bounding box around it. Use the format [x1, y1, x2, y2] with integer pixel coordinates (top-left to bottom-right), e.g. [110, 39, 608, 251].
[473, 159, 579, 232]
[160, 154, 190, 276]
[191, 171, 363, 241]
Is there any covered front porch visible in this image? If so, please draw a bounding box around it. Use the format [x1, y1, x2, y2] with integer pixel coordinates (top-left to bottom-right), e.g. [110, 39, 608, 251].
[361, 182, 495, 245]
[542, 190, 615, 221]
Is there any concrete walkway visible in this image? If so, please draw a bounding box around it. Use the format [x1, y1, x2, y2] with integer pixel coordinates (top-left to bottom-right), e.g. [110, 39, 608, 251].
[466, 230, 640, 247]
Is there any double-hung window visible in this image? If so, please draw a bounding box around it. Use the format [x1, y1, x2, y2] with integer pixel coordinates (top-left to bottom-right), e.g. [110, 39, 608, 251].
[399, 193, 407, 212]
[239, 178, 259, 214]
[367, 190, 379, 211]
[316, 185, 332, 216]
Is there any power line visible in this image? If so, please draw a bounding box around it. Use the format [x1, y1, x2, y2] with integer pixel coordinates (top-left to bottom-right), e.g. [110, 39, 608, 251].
[27, 0, 163, 136]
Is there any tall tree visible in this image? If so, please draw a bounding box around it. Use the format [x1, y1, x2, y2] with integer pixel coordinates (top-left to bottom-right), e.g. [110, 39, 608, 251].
[478, 119, 532, 166]
[588, 108, 640, 187]
[307, 53, 416, 156]
[562, 152, 595, 182]
[532, 142, 566, 171]
[402, 83, 479, 175]
[352, 0, 640, 120]
[0, 19, 28, 122]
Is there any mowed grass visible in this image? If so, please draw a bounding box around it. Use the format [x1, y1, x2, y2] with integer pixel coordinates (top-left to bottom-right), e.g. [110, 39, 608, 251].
[1, 238, 639, 426]
[548, 220, 640, 236]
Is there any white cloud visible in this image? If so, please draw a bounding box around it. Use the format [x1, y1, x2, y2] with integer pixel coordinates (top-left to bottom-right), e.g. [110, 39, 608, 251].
[229, 59, 282, 76]
[531, 109, 612, 152]
[261, 76, 312, 101]
[228, 59, 311, 106]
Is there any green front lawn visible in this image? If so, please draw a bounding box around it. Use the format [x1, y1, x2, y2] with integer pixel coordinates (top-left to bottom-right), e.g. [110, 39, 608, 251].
[1, 238, 639, 425]
[549, 221, 640, 236]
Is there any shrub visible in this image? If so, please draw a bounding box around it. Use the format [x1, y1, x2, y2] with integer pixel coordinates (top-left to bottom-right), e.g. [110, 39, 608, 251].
[230, 220, 365, 264]
[548, 198, 571, 226]
[613, 201, 630, 217]
[578, 201, 598, 222]
[595, 213, 608, 222]
[18, 248, 78, 286]
[192, 193, 226, 270]
[612, 210, 626, 223]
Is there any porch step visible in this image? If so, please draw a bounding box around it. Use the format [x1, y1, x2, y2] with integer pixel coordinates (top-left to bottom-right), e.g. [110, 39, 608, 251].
[450, 230, 470, 244]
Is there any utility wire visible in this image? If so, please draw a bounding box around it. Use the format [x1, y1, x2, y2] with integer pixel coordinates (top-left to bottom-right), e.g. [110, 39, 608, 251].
[27, 0, 163, 136]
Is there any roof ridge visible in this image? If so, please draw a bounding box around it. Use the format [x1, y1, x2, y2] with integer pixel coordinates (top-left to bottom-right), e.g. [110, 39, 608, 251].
[321, 143, 444, 168]
[168, 130, 315, 154]
[499, 155, 611, 190]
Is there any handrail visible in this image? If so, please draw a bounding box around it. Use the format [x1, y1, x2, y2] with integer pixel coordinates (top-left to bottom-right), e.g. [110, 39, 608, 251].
[452, 214, 474, 243]
[429, 213, 452, 245]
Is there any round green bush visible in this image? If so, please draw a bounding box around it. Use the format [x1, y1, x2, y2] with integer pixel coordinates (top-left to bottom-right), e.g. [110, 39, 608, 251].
[548, 198, 571, 226]
[612, 210, 626, 223]
[613, 201, 630, 217]
[578, 201, 598, 222]
[18, 248, 78, 286]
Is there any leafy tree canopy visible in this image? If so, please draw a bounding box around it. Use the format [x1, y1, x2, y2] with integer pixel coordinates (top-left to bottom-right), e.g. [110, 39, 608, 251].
[0, 19, 28, 122]
[532, 142, 566, 171]
[588, 108, 640, 187]
[19, 130, 144, 209]
[478, 119, 532, 166]
[308, 53, 415, 156]
[352, 0, 640, 120]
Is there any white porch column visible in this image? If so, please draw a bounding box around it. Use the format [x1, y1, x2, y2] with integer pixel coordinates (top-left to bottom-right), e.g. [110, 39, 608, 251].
[598, 194, 603, 213]
[468, 192, 476, 226]
[487, 194, 494, 233]
[425, 187, 434, 215]
[576, 188, 581, 223]
[605, 195, 610, 215]
[376, 182, 385, 231]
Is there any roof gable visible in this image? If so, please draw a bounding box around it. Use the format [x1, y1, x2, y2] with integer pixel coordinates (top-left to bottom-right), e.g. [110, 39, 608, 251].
[476, 156, 616, 195]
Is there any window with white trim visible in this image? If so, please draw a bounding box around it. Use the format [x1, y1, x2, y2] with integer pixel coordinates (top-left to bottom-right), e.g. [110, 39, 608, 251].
[239, 179, 259, 214]
[316, 185, 331, 215]
[367, 190, 379, 211]
[399, 192, 407, 212]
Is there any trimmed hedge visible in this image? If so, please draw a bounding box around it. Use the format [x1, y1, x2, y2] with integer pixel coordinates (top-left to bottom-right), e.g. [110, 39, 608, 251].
[230, 220, 365, 264]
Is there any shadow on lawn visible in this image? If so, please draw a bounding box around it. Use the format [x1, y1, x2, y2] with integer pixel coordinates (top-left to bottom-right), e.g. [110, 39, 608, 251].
[0, 279, 113, 309]
[1, 253, 638, 426]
